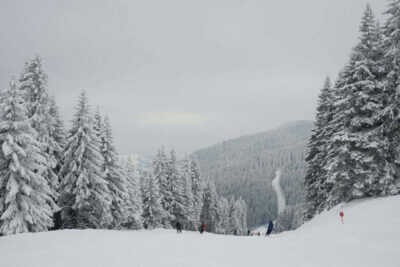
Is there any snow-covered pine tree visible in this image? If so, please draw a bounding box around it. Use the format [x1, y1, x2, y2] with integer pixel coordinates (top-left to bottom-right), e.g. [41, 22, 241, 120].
[325, 5, 386, 208]
[152, 147, 173, 227]
[18, 56, 48, 128]
[58, 91, 112, 229]
[48, 96, 66, 174]
[97, 114, 129, 228]
[18, 56, 62, 207]
[142, 173, 166, 229]
[215, 196, 230, 234]
[123, 157, 143, 229]
[236, 197, 248, 235]
[228, 197, 242, 235]
[0, 80, 55, 235]
[168, 150, 187, 227]
[200, 180, 219, 233]
[180, 156, 195, 229]
[304, 77, 334, 220]
[189, 158, 203, 228]
[379, 0, 400, 195]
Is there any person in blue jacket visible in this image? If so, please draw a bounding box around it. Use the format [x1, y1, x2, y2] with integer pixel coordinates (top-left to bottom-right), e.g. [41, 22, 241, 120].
[266, 220, 274, 236]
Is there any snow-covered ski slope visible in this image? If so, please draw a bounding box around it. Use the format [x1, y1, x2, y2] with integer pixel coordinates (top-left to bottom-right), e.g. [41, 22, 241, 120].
[1, 196, 399, 267]
[272, 169, 286, 214]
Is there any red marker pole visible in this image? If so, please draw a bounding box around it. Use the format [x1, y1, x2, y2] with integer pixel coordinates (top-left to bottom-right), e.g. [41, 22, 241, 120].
[339, 211, 344, 224]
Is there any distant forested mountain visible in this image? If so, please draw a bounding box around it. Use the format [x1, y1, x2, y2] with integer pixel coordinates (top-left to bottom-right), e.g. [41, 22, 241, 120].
[192, 121, 312, 228]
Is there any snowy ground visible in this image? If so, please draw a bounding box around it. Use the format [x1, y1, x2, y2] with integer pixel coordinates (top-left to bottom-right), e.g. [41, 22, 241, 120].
[1, 196, 399, 267]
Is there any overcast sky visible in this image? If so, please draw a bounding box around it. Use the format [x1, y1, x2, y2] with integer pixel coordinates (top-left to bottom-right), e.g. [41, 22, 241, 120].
[0, 0, 387, 156]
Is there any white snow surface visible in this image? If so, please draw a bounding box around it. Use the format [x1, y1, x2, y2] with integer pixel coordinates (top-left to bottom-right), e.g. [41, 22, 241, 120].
[1, 196, 399, 267]
[272, 169, 286, 214]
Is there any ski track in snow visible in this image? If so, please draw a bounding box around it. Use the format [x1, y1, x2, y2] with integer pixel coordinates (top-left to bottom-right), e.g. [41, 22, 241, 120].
[272, 169, 286, 214]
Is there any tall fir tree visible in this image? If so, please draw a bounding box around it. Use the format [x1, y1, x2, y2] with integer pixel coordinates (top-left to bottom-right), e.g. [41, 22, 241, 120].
[0, 81, 55, 235]
[325, 5, 386, 208]
[18, 56, 63, 207]
[48, 96, 66, 174]
[181, 156, 195, 229]
[123, 157, 143, 229]
[380, 0, 400, 195]
[168, 150, 187, 226]
[58, 91, 112, 229]
[152, 147, 173, 227]
[200, 180, 219, 233]
[189, 158, 203, 227]
[216, 196, 230, 234]
[304, 77, 335, 219]
[228, 197, 241, 234]
[142, 174, 166, 229]
[236, 197, 248, 235]
[98, 114, 129, 228]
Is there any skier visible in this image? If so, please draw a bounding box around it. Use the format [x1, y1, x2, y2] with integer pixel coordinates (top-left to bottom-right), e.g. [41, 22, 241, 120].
[247, 230, 251, 236]
[266, 220, 274, 236]
[200, 223, 206, 234]
[176, 221, 183, 233]
[339, 210, 344, 224]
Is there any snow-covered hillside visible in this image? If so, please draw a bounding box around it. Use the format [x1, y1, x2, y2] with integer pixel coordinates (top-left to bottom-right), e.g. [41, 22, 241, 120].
[193, 120, 311, 227]
[1, 196, 399, 267]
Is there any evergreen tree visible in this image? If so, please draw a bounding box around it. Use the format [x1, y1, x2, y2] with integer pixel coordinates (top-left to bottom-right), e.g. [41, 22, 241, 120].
[0, 81, 55, 235]
[189, 158, 203, 227]
[181, 156, 195, 229]
[18, 56, 49, 127]
[18, 56, 62, 207]
[48, 96, 66, 174]
[98, 114, 128, 228]
[58, 91, 112, 229]
[168, 150, 186, 226]
[142, 174, 166, 229]
[380, 0, 400, 195]
[325, 5, 386, 208]
[200, 180, 219, 232]
[152, 147, 173, 227]
[123, 157, 143, 229]
[215, 196, 230, 234]
[304, 77, 335, 219]
[228, 197, 241, 235]
[236, 197, 248, 234]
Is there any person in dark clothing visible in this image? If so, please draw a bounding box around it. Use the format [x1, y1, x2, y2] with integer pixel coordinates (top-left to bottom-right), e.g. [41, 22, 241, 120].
[266, 220, 274, 236]
[200, 223, 206, 234]
[176, 222, 183, 233]
[247, 230, 251, 236]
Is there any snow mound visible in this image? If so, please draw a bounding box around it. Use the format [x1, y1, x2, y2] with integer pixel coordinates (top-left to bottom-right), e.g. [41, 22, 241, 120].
[1, 196, 399, 267]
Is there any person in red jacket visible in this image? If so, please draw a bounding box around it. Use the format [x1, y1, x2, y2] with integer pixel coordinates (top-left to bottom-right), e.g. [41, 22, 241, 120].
[200, 223, 206, 234]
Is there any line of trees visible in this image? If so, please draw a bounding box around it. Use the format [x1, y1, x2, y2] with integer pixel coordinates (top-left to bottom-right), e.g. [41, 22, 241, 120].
[143, 147, 247, 234]
[305, 2, 400, 220]
[0, 56, 248, 236]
